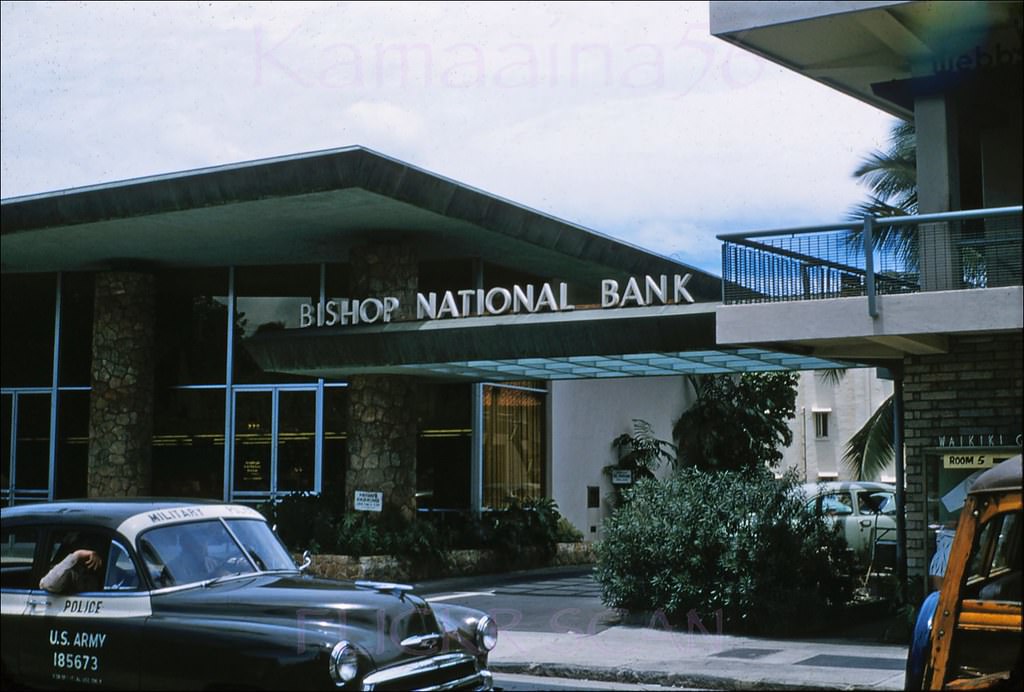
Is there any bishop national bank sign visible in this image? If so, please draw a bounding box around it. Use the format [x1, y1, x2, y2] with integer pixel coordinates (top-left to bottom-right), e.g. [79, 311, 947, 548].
[299, 273, 695, 328]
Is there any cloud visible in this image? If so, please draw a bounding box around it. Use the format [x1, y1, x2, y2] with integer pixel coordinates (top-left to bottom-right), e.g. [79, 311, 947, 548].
[1, 1, 895, 269]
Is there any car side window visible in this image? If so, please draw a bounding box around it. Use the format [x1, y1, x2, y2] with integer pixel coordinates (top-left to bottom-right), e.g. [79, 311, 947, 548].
[103, 540, 141, 591]
[858, 491, 895, 515]
[1, 527, 38, 590]
[967, 511, 1022, 603]
[42, 529, 111, 594]
[821, 493, 854, 516]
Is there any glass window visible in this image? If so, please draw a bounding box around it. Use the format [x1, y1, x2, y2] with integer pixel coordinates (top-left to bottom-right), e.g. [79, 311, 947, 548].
[57, 272, 95, 387]
[55, 391, 90, 499]
[322, 385, 348, 500]
[483, 382, 546, 508]
[1, 274, 56, 388]
[233, 390, 272, 494]
[225, 519, 295, 572]
[968, 511, 1022, 602]
[152, 388, 226, 498]
[43, 529, 109, 594]
[103, 540, 140, 591]
[1, 527, 38, 590]
[858, 491, 896, 515]
[277, 390, 316, 494]
[138, 520, 253, 587]
[820, 492, 854, 516]
[234, 265, 319, 384]
[814, 411, 830, 439]
[154, 270, 229, 387]
[417, 383, 471, 510]
[13, 393, 51, 493]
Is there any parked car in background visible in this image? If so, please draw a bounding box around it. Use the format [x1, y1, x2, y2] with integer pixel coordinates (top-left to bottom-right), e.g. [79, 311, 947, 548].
[1, 500, 497, 690]
[905, 455, 1022, 690]
[799, 481, 897, 564]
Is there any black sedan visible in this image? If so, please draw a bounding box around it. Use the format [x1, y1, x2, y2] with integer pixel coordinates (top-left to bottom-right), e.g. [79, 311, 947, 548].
[1, 499, 496, 690]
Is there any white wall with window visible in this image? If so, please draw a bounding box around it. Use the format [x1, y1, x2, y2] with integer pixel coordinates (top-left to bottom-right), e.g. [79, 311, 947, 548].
[782, 369, 895, 483]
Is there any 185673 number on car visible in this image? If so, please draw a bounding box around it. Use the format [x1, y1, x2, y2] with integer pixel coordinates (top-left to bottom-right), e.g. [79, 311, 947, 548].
[1, 500, 497, 690]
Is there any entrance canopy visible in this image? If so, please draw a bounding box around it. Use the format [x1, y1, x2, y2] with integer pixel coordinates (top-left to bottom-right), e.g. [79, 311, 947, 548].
[3, 146, 857, 380]
[244, 302, 854, 380]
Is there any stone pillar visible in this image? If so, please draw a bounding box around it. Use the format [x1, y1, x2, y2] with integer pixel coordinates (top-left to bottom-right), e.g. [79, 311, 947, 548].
[347, 375, 419, 520]
[345, 244, 419, 519]
[88, 271, 156, 497]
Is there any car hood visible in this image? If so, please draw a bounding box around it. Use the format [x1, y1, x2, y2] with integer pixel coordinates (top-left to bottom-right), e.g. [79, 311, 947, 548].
[152, 573, 444, 660]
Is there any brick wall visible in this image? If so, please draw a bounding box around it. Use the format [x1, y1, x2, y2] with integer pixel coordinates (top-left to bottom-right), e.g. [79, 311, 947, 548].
[902, 332, 1023, 587]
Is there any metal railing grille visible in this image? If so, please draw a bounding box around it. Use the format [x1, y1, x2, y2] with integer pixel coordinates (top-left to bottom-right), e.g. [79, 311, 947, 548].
[720, 207, 1022, 306]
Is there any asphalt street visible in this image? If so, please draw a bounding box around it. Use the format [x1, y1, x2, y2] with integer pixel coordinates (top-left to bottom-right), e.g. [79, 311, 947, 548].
[422, 567, 619, 635]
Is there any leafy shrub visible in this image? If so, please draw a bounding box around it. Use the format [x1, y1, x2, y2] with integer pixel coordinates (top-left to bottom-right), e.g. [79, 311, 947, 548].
[484, 496, 564, 568]
[594, 468, 853, 636]
[261, 493, 577, 572]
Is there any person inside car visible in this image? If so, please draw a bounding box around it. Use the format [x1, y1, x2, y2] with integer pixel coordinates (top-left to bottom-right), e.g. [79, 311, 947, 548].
[40, 533, 106, 594]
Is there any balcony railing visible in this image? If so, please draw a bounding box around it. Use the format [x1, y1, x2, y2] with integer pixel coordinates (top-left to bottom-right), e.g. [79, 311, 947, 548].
[719, 206, 1023, 316]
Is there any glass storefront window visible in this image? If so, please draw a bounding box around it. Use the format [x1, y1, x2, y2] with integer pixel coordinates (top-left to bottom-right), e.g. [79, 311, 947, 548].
[277, 389, 316, 493]
[417, 383, 471, 510]
[483, 381, 546, 508]
[152, 388, 226, 498]
[234, 265, 319, 384]
[55, 391, 89, 499]
[9, 393, 51, 494]
[1, 274, 56, 388]
[57, 273, 95, 387]
[233, 390, 273, 494]
[322, 385, 348, 500]
[154, 270, 229, 387]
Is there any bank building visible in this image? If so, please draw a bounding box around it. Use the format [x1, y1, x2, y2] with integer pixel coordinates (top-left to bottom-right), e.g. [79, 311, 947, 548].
[2, 1, 1021, 592]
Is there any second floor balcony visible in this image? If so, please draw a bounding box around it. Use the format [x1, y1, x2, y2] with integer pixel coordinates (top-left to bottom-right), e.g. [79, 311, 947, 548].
[715, 206, 1023, 360]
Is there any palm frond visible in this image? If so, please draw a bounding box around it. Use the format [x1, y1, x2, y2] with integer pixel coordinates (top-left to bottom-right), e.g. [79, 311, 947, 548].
[842, 395, 895, 481]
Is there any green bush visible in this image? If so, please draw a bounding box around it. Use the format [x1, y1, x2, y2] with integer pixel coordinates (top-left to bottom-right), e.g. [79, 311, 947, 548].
[594, 468, 854, 636]
[261, 493, 578, 573]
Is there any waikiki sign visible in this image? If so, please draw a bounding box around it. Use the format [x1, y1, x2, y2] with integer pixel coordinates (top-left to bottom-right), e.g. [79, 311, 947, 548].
[299, 273, 694, 328]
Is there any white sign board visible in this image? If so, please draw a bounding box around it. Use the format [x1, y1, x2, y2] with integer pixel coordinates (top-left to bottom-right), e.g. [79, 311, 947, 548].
[611, 469, 634, 486]
[353, 490, 383, 512]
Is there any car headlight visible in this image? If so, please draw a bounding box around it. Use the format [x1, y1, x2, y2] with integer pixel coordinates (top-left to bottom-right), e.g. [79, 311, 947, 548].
[474, 615, 498, 652]
[329, 640, 360, 685]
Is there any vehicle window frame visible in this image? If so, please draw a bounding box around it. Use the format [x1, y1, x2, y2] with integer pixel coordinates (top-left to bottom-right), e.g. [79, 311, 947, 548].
[136, 518, 258, 589]
[964, 510, 1022, 600]
[39, 525, 118, 595]
[103, 537, 144, 592]
[1, 524, 42, 592]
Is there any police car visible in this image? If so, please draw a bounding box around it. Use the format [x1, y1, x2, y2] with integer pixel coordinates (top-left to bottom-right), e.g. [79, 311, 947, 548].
[1, 500, 496, 690]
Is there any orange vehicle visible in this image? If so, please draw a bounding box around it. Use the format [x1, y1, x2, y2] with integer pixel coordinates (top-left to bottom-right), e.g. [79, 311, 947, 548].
[906, 454, 1022, 689]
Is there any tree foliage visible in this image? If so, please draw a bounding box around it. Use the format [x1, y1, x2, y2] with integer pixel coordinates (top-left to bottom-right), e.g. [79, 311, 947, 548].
[673, 372, 799, 472]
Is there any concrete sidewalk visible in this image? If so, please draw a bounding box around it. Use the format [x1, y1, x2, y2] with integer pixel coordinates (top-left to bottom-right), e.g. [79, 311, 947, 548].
[490, 626, 907, 690]
[418, 566, 908, 690]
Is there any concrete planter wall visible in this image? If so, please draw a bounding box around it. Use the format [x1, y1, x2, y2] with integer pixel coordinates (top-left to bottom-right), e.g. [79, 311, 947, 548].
[303, 542, 597, 582]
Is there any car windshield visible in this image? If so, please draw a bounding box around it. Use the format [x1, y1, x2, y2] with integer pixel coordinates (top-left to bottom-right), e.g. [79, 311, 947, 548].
[138, 518, 295, 587]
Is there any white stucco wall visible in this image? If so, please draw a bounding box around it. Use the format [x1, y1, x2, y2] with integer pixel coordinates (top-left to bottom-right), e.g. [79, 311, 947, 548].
[781, 368, 895, 483]
[548, 376, 694, 541]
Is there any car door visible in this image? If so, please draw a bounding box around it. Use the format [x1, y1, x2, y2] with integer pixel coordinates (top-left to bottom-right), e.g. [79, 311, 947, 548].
[19, 528, 150, 690]
[1, 523, 43, 685]
[853, 489, 898, 561]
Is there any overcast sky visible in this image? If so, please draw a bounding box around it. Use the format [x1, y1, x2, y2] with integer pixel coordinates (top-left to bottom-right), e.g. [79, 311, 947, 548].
[1, 1, 896, 274]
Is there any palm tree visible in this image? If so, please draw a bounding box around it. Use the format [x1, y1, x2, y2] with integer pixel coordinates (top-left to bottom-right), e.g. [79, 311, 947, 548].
[841, 119, 915, 481]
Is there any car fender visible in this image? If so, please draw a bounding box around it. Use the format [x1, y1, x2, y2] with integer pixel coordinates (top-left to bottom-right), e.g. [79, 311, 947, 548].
[905, 590, 940, 690]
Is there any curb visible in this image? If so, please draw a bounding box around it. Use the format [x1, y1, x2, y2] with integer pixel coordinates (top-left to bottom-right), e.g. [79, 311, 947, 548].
[490, 662, 893, 691]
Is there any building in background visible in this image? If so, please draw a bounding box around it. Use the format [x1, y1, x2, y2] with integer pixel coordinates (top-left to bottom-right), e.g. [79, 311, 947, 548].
[783, 369, 895, 483]
[710, 0, 1022, 590]
[5, 146, 850, 540]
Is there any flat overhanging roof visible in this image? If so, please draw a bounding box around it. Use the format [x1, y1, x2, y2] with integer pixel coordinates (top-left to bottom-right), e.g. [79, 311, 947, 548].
[710, 1, 1023, 119]
[0, 146, 719, 299]
[244, 303, 856, 380]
